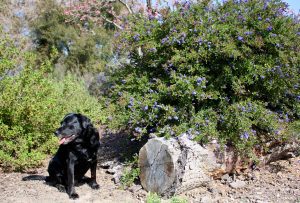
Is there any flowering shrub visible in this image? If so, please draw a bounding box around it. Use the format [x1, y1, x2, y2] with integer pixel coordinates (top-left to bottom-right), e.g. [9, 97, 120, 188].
[106, 0, 300, 156]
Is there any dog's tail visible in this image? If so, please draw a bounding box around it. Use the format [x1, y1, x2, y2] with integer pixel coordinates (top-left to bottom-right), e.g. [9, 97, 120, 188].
[22, 175, 47, 181]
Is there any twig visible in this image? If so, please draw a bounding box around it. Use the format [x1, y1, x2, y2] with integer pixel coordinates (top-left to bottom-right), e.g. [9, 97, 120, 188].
[118, 0, 133, 14]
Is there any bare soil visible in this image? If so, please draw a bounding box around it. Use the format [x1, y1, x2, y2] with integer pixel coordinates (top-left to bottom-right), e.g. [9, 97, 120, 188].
[0, 156, 299, 203]
[0, 132, 299, 203]
[0, 160, 143, 203]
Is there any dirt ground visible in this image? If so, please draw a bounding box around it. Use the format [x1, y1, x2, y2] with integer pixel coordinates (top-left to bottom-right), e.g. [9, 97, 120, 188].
[0, 156, 299, 203]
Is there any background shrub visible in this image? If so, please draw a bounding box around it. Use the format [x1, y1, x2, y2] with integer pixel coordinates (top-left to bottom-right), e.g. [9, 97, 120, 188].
[106, 0, 300, 157]
[0, 38, 104, 171]
[31, 0, 114, 74]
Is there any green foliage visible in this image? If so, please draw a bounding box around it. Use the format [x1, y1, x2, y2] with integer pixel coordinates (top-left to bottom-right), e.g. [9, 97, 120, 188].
[145, 193, 187, 203]
[31, 0, 114, 74]
[120, 167, 140, 188]
[170, 196, 188, 203]
[146, 192, 161, 203]
[0, 41, 104, 171]
[120, 154, 140, 188]
[0, 31, 22, 76]
[106, 0, 300, 156]
[287, 120, 300, 140]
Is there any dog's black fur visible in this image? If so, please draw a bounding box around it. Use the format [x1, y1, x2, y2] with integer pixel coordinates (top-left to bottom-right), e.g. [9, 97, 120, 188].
[46, 113, 100, 199]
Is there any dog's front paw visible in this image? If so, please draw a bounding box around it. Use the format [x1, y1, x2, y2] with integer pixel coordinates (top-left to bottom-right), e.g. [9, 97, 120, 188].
[90, 182, 100, 190]
[56, 184, 66, 193]
[69, 192, 79, 199]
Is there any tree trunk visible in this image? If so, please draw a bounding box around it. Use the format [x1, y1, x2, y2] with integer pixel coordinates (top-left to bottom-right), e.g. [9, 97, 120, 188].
[138, 134, 220, 197]
[139, 134, 299, 196]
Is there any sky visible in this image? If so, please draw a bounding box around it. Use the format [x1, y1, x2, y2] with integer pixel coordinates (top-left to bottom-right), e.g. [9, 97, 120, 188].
[282, 0, 299, 13]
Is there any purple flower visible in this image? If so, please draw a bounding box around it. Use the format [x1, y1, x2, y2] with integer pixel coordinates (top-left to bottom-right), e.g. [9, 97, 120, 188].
[238, 15, 245, 21]
[197, 77, 204, 83]
[270, 33, 277, 37]
[187, 133, 194, 140]
[149, 47, 157, 52]
[277, 7, 285, 15]
[180, 32, 186, 44]
[129, 97, 134, 106]
[258, 16, 262, 21]
[133, 34, 140, 41]
[197, 38, 203, 45]
[173, 116, 179, 121]
[135, 127, 142, 133]
[244, 31, 253, 35]
[143, 105, 148, 111]
[114, 32, 120, 37]
[240, 132, 249, 139]
[237, 36, 244, 41]
[148, 14, 155, 20]
[267, 26, 273, 31]
[285, 114, 290, 122]
[149, 128, 155, 133]
[192, 91, 197, 96]
[146, 29, 151, 35]
[121, 79, 126, 84]
[161, 37, 168, 45]
[241, 106, 246, 112]
[183, 1, 191, 9]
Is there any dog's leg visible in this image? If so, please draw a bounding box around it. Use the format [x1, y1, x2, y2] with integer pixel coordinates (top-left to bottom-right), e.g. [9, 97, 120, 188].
[47, 157, 66, 192]
[67, 153, 79, 199]
[89, 160, 100, 189]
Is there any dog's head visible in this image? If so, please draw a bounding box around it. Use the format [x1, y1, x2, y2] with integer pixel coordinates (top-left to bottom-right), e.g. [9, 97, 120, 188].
[54, 113, 92, 145]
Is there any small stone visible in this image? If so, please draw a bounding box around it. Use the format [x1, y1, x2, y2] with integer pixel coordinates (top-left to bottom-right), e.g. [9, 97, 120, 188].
[229, 180, 246, 189]
[99, 160, 117, 169]
[237, 175, 246, 181]
[207, 187, 214, 193]
[200, 196, 214, 203]
[113, 172, 122, 184]
[149, 133, 157, 139]
[221, 174, 233, 184]
[253, 171, 260, 180]
[128, 184, 142, 193]
[107, 165, 123, 175]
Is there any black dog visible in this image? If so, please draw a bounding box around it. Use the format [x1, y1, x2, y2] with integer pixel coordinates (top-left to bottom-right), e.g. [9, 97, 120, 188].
[46, 113, 100, 199]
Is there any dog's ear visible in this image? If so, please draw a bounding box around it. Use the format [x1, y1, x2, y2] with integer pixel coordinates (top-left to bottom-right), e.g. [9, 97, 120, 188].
[80, 114, 92, 129]
[63, 113, 75, 120]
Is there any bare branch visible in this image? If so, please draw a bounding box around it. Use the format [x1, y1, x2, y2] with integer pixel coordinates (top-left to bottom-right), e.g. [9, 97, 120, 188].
[118, 0, 133, 14]
[100, 15, 123, 29]
[146, 0, 152, 10]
